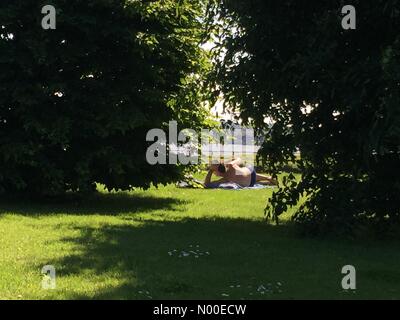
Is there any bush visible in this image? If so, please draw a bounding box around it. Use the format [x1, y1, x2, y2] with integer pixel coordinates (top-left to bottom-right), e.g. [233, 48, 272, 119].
[210, 0, 400, 234]
[0, 0, 212, 196]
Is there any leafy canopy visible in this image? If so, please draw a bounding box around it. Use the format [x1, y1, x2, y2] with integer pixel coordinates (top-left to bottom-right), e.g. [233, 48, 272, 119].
[0, 0, 213, 196]
[208, 0, 400, 234]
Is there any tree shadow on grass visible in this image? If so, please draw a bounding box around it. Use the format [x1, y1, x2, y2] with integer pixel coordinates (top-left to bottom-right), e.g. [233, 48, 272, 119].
[1, 191, 400, 299]
[0, 192, 186, 216]
[47, 216, 400, 300]
[49, 217, 295, 299]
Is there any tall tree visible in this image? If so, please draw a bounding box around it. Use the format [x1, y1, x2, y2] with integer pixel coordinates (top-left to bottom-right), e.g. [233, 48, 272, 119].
[0, 0, 213, 196]
[209, 0, 400, 234]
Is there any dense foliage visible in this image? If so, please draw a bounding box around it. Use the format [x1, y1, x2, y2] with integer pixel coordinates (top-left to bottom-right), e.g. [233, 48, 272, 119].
[0, 0, 212, 196]
[209, 0, 400, 234]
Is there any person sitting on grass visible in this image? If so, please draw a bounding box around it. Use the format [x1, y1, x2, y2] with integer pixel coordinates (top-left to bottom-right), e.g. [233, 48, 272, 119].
[204, 158, 278, 188]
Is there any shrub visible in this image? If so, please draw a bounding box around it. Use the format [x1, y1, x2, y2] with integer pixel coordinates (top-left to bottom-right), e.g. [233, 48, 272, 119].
[210, 0, 400, 234]
[0, 0, 212, 196]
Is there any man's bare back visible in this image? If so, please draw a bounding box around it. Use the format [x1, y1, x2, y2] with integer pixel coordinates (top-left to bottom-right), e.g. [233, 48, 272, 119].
[223, 165, 252, 187]
[204, 158, 277, 188]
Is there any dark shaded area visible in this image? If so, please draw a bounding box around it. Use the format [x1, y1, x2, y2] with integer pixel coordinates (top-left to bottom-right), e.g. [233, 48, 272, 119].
[0, 0, 210, 196]
[0, 192, 186, 216]
[2, 192, 399, 299]
[52, 217, 400, 300]
[209, 0, 400, 235]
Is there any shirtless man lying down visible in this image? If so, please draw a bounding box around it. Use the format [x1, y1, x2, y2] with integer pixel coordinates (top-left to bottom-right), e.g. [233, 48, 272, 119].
[204, 158, 278, 188]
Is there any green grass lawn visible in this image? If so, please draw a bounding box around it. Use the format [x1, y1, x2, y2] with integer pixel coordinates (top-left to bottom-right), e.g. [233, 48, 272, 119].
[0, 181, 399, 300]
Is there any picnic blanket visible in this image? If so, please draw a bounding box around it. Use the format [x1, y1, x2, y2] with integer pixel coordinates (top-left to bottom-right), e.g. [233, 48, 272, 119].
[177, 180, 276, 190]
[207, 182, 276, 190]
